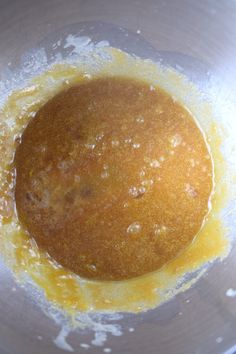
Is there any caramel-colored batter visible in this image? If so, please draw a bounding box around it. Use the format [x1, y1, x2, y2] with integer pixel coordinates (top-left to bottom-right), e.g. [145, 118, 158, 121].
[14, 77, 213, 280]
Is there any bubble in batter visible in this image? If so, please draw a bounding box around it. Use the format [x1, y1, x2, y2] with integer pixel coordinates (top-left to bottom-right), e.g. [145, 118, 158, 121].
[14, 77, 213, 280]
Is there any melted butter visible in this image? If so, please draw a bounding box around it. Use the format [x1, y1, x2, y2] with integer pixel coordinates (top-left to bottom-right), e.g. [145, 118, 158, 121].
[0, 47, 231, 314]
[14, 76, 213, 281]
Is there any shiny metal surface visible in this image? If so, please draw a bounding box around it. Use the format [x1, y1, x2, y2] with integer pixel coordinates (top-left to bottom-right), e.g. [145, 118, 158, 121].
[1, 1, 236, 353]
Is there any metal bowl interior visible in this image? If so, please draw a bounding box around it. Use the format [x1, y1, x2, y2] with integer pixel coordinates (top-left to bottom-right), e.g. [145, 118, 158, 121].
[0, 1, 236, 354]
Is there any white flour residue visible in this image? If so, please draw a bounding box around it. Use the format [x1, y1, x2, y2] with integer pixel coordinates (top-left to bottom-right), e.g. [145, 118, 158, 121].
[64, 35, 109, 55]
[80, 343, 90, 349]
[48, 305, 123, 351]
[77, 312, 123, 347]
[226, 288, 236, 297]
[52, 314, 122, 351]
[64, 35, 92, 55]
[65, 35, 91, 49]
[216, 336, 223, 343]
[0, 34, 110, 110]
[91, 332, 108, 346]
[0, 48, 48, 107]
[54, 326, 74, 352]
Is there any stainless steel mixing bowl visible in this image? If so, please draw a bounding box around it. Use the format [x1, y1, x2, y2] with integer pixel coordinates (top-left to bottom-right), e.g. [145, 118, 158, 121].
[1, 1, 236, 353]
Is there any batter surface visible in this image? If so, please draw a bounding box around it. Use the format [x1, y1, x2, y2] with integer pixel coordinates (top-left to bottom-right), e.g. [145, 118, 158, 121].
[14, 77, 213, 280]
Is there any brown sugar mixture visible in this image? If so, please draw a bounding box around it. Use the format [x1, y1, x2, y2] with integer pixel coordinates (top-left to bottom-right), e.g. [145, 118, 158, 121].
[14, 76, 213, 281]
